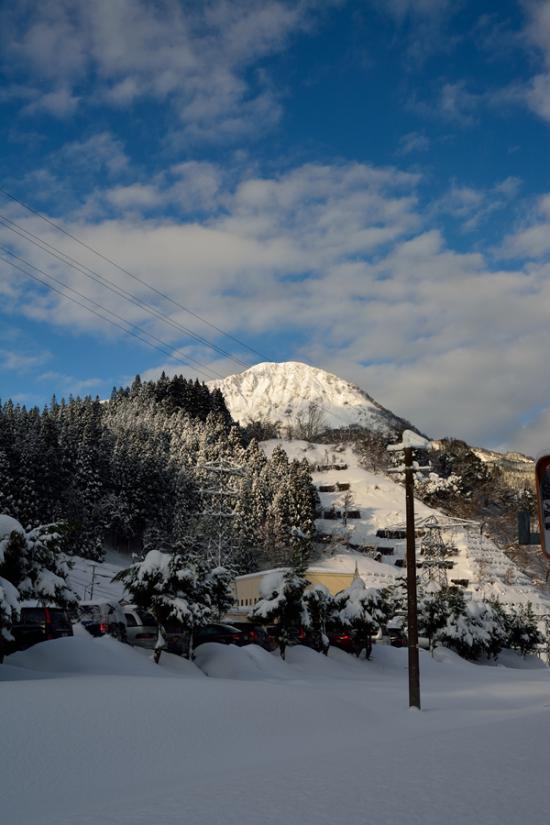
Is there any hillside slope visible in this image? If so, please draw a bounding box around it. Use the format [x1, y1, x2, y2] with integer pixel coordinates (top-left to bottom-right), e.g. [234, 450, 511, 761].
[261, 438, 550, 612]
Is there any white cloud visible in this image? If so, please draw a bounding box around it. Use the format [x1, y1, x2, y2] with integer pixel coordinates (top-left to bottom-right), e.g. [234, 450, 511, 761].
[23, 86, 79, 117]
[53, 132, 129, 177]
[2, 0, 325, 139]
[37, 371, 104, 395]
[521, 0, 550, 123]
[431, 176, 522, 231]
[0, 348, 50, 371]
[2, 159, 550, 452]
[397, 131, 430, 155]
[499, 192, 550, 258]
[508, 407, 550, 456]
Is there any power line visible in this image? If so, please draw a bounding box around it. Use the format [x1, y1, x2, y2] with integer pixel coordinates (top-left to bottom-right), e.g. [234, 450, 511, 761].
[0, 212, 251, 371]
[0, 244, 225, 380]
[0, 245, 224, 380]
[0, 186, 269, 361]
[0, 254, 224, 383]
[0, 188, 372, 434]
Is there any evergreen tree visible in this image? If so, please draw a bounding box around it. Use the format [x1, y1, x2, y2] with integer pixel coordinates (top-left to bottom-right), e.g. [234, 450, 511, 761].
[114, 550, 212, 662]
[417, 584, 454, 651]
[0, 514, 77, 643]
[437, 600, 507, 661]
[251, 561, 310, 659]
[506, 602, 543, 657]
[332, 579, 388, 658]
[206, 566, 234, 621]
[302, 583, 333, 653]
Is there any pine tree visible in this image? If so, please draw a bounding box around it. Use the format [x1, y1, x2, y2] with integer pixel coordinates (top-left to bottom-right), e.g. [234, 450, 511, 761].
[206, 566, 234, 621]
[0, 514, 77, 642]
[332, 579, 388, 658]
[506, 602, 543, 657]
[437, 599, 507, 661]
[114, 550, 212, 662]
[302, 584, 333, 653]
[417, 584, 453, 651]
[251, 561, 310, 659]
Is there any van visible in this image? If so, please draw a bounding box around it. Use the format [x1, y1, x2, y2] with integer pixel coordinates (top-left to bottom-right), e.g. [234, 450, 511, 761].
[6, 603, 73, 655]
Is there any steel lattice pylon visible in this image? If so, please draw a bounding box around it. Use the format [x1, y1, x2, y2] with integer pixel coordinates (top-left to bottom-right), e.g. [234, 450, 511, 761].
[197, 460, 244, 570]
[420, 518, 452, 586]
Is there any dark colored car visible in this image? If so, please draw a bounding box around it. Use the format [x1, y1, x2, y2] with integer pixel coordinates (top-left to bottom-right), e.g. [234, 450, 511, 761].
[387, 627, 407, 648]
[78, 600, 127, 642]
[193, 623, 243, 648]
[230, 622, 277, 651]
[6, 604, 73, 655]
[328, 629, 355, 654]
[163, 620, 190, 656]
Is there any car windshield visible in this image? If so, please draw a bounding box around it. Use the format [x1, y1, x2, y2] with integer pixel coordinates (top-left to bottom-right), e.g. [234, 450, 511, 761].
[136, 610, 156, 626]
[19, 608, 45, 624]
[48, 609, 70, 628]
[79, 605, 101, 622]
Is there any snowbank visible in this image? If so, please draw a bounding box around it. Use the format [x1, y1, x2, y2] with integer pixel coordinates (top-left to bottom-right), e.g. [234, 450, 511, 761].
[2, 636, 549, 825]
[3, 634, 202, 680]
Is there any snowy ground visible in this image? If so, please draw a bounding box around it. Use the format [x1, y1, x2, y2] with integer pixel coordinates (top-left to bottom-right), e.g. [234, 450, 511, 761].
[2, 635, 549, 825]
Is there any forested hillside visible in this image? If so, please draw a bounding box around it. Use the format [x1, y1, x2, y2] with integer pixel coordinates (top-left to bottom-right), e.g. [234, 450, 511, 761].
[0, 373, 318, 572]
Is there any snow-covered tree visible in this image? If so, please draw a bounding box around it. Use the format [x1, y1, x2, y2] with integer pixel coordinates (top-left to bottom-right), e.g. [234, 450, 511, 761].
[206, 566, 234, 621]
[437, 599, 507, 661]
[114, 550, 212, 661]
[251, 564, 310, 659]
[0, 514, 77, 645]
[417, 584, 456, 651]
[506, 603, 543, 657]
[302, 583, 333, 653]
[332, 579, 388, 659]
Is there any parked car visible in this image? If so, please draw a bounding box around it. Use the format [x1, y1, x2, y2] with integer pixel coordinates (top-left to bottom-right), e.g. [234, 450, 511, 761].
[327, 629, 355, 654]
[230, 622, 277, 651]
[124, 606, 158, 649]
[193, 623, 243, 648]
[78, 600, 127, 642]
[163, 620, 190, 656]
[5, 603, 73, 655]
[386, 627, 407, 648]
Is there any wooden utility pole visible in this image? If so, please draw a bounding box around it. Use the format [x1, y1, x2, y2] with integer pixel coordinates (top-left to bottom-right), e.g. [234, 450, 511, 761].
[404, 447, 421, 710]
[388, 430, 430, 709]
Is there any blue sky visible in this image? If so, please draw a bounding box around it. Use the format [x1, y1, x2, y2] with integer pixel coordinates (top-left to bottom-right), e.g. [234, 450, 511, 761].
[1, 0, 550, 454]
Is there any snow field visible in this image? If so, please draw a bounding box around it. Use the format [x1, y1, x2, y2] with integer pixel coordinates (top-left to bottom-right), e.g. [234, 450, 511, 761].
[2, 635, 549, 825]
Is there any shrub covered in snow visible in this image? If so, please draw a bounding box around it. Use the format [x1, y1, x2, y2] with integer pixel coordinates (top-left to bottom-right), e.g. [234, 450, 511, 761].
[332, 578, 388, 658]
[437, 600, 508, 661]
[0, 514, 77, 642]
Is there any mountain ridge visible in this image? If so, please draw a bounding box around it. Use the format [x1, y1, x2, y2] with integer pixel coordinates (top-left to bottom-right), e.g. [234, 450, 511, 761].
[208, 361, 420, 438]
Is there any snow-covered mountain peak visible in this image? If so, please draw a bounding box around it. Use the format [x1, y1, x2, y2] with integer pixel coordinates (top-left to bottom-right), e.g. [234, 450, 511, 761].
[209, 361, 415, 435]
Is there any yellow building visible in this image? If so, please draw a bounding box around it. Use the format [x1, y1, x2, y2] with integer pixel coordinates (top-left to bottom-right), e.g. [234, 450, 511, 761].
[230, 566, 359, 615]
